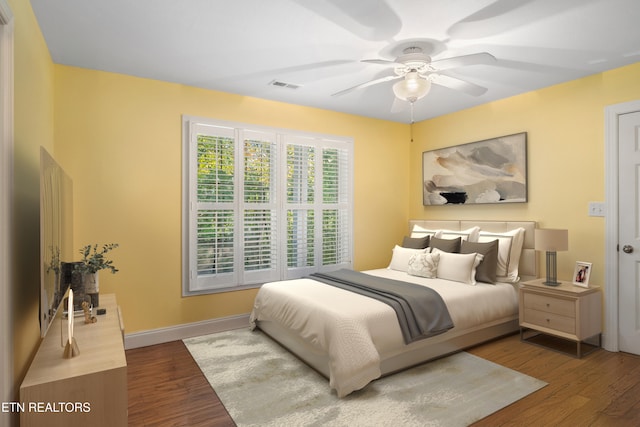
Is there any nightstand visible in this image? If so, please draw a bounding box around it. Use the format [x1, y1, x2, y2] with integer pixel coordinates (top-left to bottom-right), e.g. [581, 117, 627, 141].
[519, 278, 602, 358]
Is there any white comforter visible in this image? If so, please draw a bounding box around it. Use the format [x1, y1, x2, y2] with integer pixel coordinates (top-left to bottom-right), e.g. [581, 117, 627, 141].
[249, 269, 518, 397]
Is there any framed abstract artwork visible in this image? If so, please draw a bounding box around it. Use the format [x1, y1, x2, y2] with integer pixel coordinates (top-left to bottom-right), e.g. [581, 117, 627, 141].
[422, 132, 527, 205]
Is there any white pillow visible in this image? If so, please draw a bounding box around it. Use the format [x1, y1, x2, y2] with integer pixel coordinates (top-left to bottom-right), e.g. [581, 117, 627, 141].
[407, 252, 440, 278]
[410, 225, 441, 239]
[432, 248, 484, 285]
[477, 228, 525, 283]
[388, 245, 428, 272]
[439, 226, 481, 243]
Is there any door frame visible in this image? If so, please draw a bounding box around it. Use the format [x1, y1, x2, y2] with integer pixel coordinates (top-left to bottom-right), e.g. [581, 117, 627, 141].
[0, 0, 13, 420]
[604, 99, 640, 352]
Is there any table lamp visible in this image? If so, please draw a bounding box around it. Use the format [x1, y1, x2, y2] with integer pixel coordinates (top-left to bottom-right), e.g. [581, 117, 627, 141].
[534, 229, 568, 286]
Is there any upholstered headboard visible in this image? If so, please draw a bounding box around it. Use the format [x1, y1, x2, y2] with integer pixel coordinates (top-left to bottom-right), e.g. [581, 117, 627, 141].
[408, 220, 537, 282]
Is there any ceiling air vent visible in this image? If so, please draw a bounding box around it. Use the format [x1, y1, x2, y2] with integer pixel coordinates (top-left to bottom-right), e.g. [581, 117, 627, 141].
[269, 80, 301, 90]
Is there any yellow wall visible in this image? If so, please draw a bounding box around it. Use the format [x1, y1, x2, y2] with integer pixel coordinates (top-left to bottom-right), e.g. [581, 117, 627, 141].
[410, 62, 640, 287]
[53, 66, 410, 333]
[10, 0, 55, 399]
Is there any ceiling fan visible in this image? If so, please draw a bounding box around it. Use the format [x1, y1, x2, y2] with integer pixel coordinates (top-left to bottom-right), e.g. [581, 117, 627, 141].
[332, 46, 496, 104]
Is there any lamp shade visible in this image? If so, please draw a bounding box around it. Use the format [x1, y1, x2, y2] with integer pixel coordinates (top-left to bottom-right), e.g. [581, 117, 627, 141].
[392, 72, 431, 103]
[534, 229, 568, 252]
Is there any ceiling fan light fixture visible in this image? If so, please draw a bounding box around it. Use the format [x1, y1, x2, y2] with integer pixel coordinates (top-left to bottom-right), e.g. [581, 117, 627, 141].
[392, 71, 431, 103]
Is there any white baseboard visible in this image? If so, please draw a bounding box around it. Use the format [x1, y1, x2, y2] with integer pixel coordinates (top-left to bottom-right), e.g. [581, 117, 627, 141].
[124, 313, 251, 350]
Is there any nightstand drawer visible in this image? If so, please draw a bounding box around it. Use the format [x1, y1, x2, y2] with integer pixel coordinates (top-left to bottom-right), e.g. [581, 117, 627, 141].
[523, 293, 575, 317]
[523, 308, 576, 334]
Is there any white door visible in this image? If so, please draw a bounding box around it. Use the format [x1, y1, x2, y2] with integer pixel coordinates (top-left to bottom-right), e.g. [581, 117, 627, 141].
[618, 110, 640, 355]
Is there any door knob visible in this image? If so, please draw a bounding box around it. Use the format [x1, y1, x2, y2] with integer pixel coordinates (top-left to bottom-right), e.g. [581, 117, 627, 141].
[623, 245, 634, 254]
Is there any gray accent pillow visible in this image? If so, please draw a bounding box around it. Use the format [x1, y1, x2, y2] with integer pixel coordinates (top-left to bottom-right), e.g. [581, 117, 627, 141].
[402, 235, 430, 249]
[429, 236, 461, 253]
[461, 240, 499, 284]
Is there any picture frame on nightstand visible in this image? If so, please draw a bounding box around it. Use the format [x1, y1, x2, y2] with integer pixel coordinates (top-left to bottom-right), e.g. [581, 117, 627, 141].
[573, 261, 592, 287]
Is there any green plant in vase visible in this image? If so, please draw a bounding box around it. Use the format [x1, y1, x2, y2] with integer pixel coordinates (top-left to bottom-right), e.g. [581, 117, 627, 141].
[75, 243, 119, 307]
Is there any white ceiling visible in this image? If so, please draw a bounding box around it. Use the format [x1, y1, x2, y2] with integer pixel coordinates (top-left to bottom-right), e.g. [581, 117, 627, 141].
[31, 0, 640, 123]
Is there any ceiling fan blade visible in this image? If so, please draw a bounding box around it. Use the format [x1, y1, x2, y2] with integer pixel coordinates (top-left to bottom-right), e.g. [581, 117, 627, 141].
[211, 59, 354, 86]
[332, 74, 401, 97]
[292, 0, 401, 41]
[431, 74, 488, 97]
[447, 0, 586, 39]
[362, 59, 396, 65]
[431, 53, 496, 71]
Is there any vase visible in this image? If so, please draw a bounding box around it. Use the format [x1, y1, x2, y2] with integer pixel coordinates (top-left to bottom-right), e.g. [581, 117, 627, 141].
[65, 262, 86, 311]
[83, 272, 100, 308]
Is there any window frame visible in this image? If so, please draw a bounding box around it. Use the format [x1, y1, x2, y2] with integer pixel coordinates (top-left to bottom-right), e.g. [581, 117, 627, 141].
[182, 116, 353, 296]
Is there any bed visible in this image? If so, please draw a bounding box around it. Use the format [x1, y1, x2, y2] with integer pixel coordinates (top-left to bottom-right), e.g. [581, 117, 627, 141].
[250, 220, 537, 397]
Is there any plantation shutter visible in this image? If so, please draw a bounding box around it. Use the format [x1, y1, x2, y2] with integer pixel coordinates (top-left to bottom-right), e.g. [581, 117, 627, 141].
[191, 123, 238, 290]
[242, 130, 279, 284]
[285, 139, 316, 278]
[184, 117, 352, 294]
[321, 145, 351, 268]
[284, 138, 352, 278]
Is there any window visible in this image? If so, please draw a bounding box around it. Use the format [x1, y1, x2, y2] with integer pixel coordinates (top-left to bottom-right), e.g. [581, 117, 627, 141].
[183, 117, 353, 295]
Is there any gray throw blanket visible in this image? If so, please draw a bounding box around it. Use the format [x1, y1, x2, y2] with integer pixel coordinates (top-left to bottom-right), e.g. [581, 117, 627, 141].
[310, 269, 454, 344]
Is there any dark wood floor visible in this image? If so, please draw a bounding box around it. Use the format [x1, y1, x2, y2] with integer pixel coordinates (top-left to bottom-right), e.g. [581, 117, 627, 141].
[127, 340, 236, 426]
[126, 333, 640, 426]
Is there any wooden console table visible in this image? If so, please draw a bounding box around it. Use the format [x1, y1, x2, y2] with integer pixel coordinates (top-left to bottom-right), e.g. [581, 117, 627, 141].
[20, 293, 127, 426]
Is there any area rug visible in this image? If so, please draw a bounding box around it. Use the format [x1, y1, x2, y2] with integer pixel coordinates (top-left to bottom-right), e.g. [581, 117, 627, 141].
[184, 329, 546, 427]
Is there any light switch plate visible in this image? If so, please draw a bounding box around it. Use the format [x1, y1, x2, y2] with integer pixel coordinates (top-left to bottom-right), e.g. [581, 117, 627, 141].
[588, 202, 605, 217]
